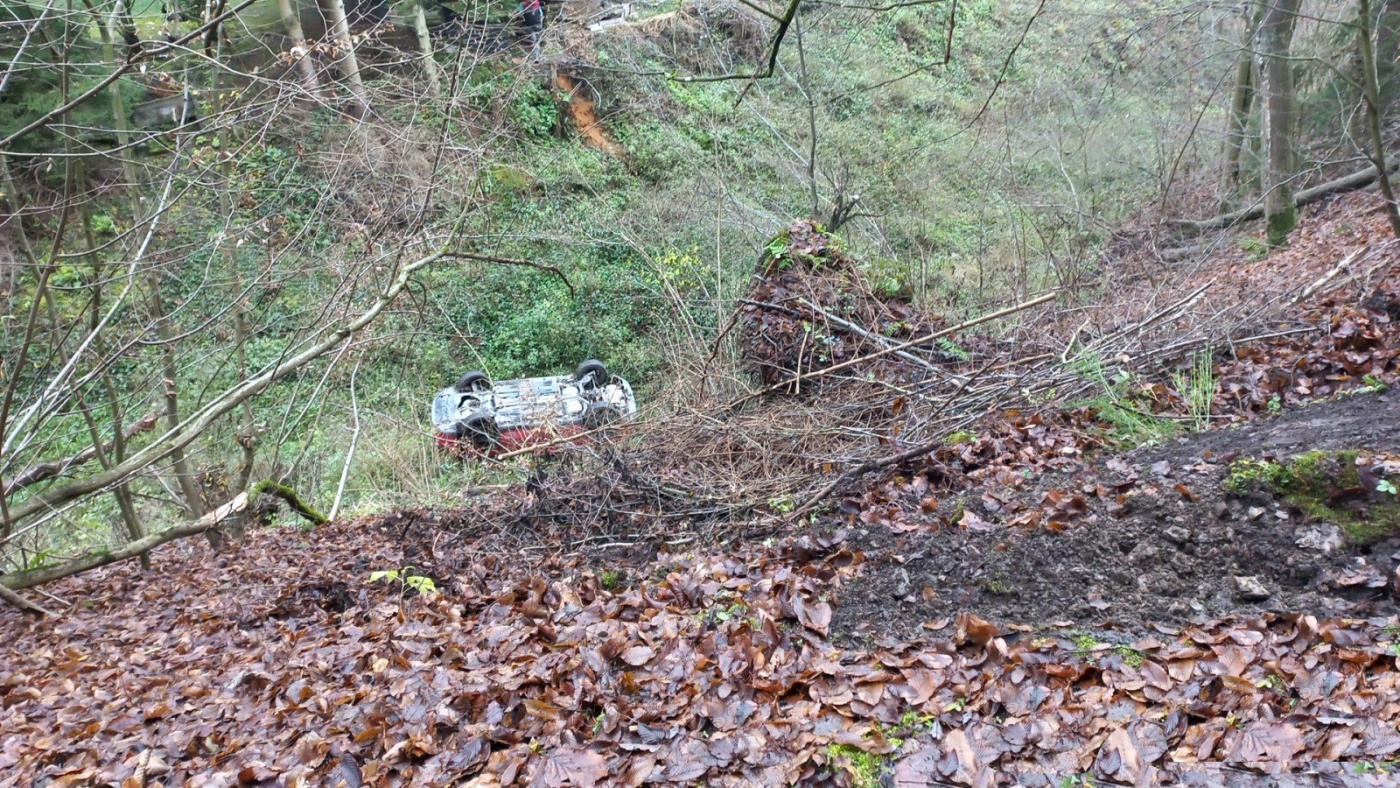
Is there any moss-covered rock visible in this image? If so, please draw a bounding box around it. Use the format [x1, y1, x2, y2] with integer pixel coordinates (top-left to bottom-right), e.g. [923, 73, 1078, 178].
[1225, 450, 1400, 545]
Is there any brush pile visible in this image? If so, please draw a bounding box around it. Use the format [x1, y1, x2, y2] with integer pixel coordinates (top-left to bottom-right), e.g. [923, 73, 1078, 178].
[740, 219, 959, 393]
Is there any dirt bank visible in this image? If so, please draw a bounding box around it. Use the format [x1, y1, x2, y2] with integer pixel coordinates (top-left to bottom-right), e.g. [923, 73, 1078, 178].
[834, 390, 1400, 641]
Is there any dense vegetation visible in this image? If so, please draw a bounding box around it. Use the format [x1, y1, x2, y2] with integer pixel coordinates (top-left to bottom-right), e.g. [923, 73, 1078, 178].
[2, 0, 1398, 575]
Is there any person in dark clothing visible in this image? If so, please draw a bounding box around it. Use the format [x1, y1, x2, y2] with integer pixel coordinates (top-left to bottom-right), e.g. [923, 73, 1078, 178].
[435, 1, 462, 38]
[520, 0, 543, 57]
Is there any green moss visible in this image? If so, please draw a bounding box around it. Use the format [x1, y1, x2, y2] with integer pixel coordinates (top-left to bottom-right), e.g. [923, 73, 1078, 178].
[1266, 204, 1298, 247]
[1224, 451, 1400, 545]
[826, 744, 893, 788]
[1072, 633, 1098, 658]
[979, 576, 1013, 595]
[1225, 457, 1297, 492]
[252, 480, 328, 526]
[1114, 645, 1144, 668]
[946, 430, 977, 445]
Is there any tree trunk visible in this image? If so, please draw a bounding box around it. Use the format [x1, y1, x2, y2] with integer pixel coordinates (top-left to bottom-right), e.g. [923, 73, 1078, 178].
[276, 0, 321, 94]
[317, 0, 370, 118]
[1222, 3, 1263, 212]
[209, 49, 260, 544]
[1359, 0, 1400, 237]
[413, 2, 442, 97]
[1, 493, 251, 592]
[150, 283, 208, 519]
[1257, 0, 1302, 246]
[114, 0, 142, 57]
[95, 6, 155, 564]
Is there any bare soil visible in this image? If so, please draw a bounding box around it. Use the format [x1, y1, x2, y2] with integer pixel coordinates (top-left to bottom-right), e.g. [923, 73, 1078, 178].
[833, 389, 1400, 641]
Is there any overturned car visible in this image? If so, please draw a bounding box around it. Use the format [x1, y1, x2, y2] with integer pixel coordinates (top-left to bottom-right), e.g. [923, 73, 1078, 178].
[432, 360, 637, 454]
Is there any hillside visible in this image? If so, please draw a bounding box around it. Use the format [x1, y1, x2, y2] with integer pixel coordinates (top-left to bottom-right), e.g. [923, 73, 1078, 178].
[4, 197, 1400, 783]
[6, 0, 1400, 783]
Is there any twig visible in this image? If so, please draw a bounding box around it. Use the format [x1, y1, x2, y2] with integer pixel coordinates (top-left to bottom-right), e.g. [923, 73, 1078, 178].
[0, 584, 57, 617]
[32, 586, 71, 608]
[490, 422, 623, 461]
[1291, 245, 1369, 305]
[788, 296, 968, 381]
[699, 307, 743, 400]
[789, 358, 1000, 518]
[442, 251, 576, 298]
[329, 358, 363, 521]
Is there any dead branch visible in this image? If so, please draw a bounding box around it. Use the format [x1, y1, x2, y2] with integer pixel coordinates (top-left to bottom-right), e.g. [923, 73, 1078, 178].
[727, 292, 1057, 410]
[3, 413, 157, 497]
[1291, 246, 1369, 305]
[789, 357, 1000, 518]
[790, 297, 968, 381]
[1, 492, 250, 592]
[441, 252, 575, 299]
[0, 583, 57, 617]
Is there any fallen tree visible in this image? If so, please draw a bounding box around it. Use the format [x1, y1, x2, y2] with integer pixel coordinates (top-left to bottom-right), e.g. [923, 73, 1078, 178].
[1172, 162, 1400, 234]
[0, 480, 328, 608]
[1, 492, 252, 595]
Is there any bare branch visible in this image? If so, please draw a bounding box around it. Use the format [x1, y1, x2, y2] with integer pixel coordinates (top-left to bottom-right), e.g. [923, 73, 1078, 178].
[3, 413, 157, 497]
[442, 251, 577, 298]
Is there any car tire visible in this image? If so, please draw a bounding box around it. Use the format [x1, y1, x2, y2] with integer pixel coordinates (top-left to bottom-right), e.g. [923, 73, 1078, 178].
[575, 359, 609, 389]
[457, 414, 499, 448]
[455, 371, 491, 393]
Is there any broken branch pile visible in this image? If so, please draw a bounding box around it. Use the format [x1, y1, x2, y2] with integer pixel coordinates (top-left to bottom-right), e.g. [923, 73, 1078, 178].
[740, 219, 956, 393]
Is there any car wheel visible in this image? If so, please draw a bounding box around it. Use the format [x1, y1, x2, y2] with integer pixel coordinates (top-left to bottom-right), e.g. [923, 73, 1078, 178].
[458, 415, 499, 449]
[583, 402, 622, 429]
[575, 359, 609, 389]
[455, 370, 491, 393]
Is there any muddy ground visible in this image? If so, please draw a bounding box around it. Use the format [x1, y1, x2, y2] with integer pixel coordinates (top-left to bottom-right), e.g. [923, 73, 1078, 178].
[832, 389, 1400, 642]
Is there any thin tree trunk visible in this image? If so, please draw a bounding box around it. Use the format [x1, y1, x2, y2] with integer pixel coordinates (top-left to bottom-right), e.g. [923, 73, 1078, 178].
[210, 42, 259, 540]
[1222, 3, 1263, 211]
[412, 3, 441, 97]
[276, 0, 321, 94]
[1359, 0, 1400, 237]
[1257, 0, 1302, 246]
[83, 243, 149, 555]
[150, 285, 208, 519]
[90, 8, 156, 563]
[318, 0, 369, 118]
[98, 2, 207, 525]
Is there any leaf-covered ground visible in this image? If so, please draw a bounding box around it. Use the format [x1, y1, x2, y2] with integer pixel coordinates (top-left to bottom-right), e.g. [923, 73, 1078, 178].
[5, 200, 1400, 786]
[7, 512, 1400, 786]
